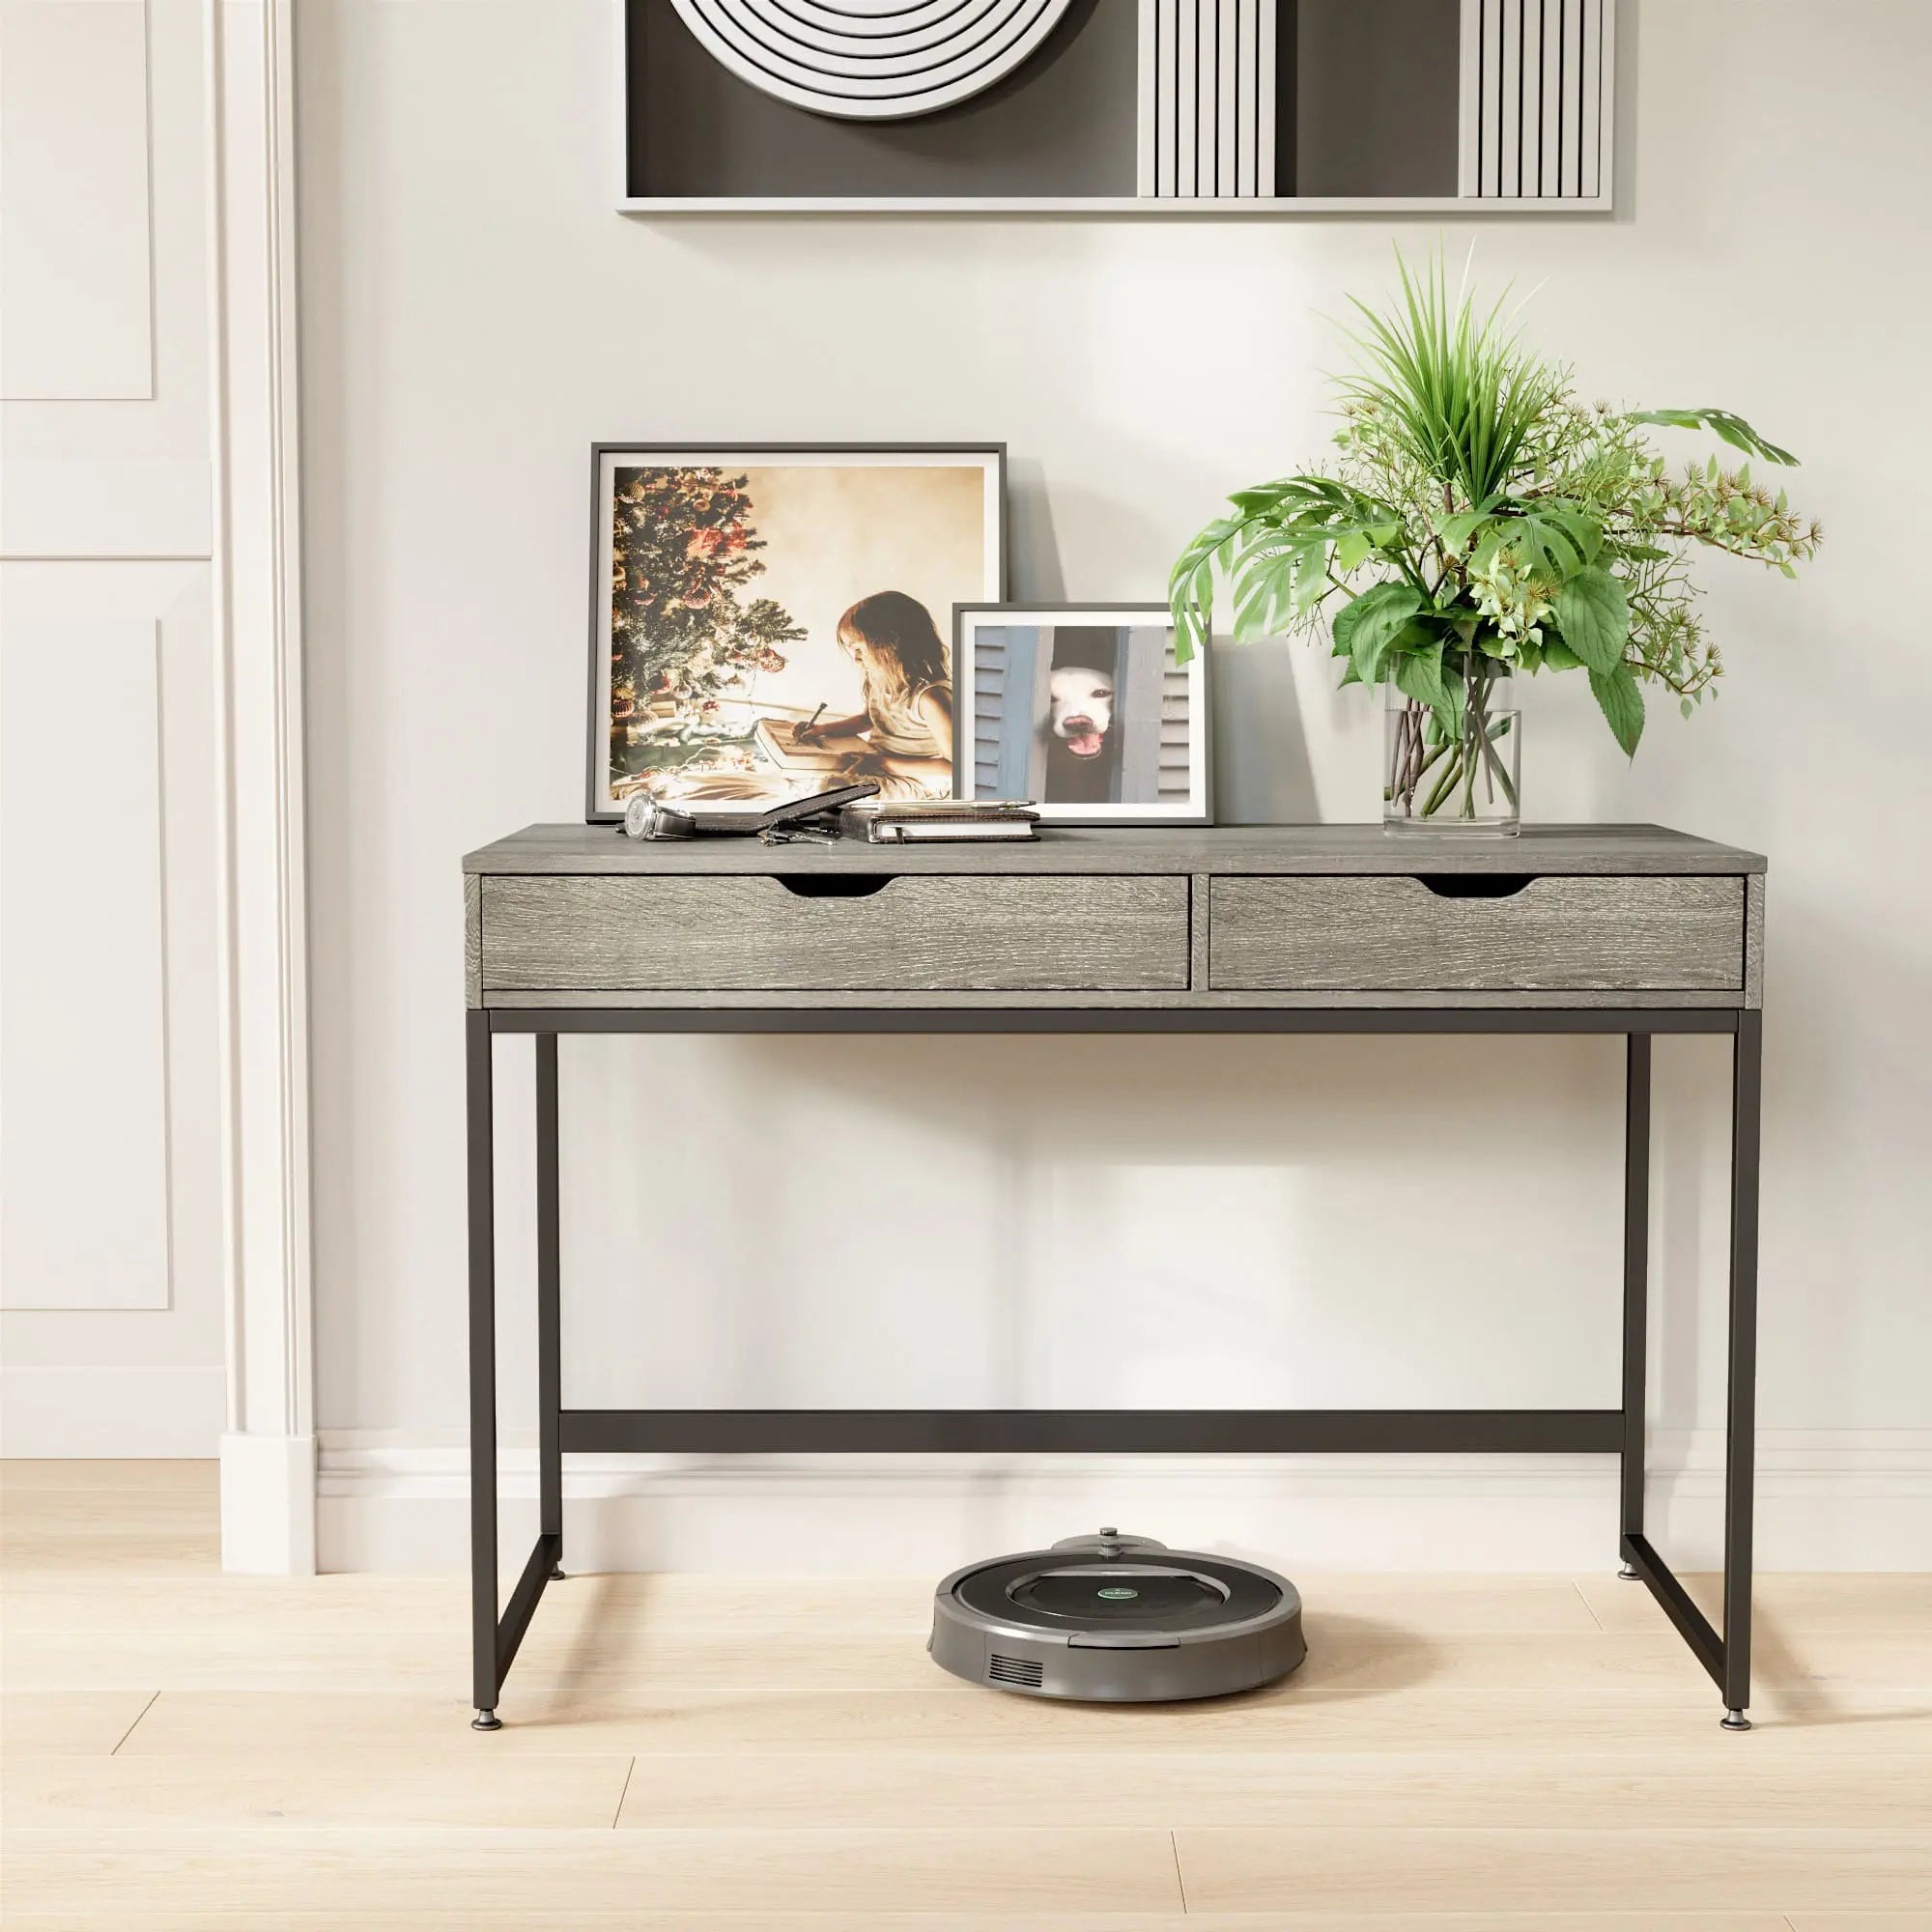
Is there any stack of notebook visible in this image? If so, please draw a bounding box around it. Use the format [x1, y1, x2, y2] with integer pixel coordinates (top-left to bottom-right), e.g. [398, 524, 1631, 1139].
[838, 800, 1040, 844]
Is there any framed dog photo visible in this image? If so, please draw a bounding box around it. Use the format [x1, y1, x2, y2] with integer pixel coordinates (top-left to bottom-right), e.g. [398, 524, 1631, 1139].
[952, 604, 1211, 825]
[587, 443, 1006, 821]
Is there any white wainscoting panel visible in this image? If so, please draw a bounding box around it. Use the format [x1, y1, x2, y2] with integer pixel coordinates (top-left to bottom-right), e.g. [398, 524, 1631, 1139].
[1, 618, 171, 1310]
[0, 1364, 224, 1456]
[0, 459, 215, 561]
[0, 0, 156, 399]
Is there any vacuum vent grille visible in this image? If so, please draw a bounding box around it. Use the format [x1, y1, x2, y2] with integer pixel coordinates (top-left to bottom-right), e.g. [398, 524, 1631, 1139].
[988, 1652, 1044, 1688]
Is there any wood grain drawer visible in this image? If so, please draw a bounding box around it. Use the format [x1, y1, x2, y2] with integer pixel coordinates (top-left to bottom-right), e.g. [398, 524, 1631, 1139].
[480, 874, 1189, 992]
[1208, 874, 1744, 992]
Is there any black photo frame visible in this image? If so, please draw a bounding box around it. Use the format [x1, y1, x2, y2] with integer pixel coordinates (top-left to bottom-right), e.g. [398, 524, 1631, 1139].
[586, 442, 1007, 822]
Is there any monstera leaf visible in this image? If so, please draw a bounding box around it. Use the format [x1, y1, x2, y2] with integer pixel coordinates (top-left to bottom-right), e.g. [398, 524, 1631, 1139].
[1628, 408, 1799, 466]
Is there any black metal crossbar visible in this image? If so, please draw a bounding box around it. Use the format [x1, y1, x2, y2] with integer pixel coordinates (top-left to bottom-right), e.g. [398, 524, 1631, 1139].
[557, 1407, 1624, 1456]
[1621, 1530, 1724, 1685]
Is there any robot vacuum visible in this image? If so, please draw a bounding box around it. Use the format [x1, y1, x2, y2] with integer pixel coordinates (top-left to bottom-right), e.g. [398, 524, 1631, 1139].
[929, 1528, 1306, 1702]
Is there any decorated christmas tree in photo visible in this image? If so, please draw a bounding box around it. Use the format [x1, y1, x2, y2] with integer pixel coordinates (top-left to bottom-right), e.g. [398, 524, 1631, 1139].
[608, 467, 805, 789]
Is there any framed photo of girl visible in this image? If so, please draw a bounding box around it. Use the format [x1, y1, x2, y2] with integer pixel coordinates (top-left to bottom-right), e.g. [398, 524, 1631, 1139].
[586, 442, 1006, 821]
[952, 603, 1212, 826]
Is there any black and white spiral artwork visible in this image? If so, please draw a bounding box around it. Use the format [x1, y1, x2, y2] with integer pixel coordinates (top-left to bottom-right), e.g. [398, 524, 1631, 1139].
[668, 0, 1077, 122]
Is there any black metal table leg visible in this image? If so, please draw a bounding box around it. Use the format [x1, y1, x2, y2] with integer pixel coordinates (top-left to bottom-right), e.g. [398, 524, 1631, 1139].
[1721, 1009, 1762, 1728]
[463, 998, 1758, 1728]
[1618, 1032, 1651, 1579]
[536, 1033, 563, 1579]
[467, 1010, 502, 1729]
[465, 1019, 569, 1727]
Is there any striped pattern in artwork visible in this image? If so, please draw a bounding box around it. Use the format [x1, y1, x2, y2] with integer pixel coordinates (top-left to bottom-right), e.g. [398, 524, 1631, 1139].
[1460, 0, 1612, 199]
[1138, 0, 1278, 199]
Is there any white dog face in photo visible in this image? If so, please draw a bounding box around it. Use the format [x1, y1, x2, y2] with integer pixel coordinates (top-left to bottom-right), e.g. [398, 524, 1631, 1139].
[1048, 667, 1116, 758]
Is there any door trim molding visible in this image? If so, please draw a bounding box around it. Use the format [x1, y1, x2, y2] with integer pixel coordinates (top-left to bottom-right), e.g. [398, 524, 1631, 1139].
[205, 0, 315, 1573]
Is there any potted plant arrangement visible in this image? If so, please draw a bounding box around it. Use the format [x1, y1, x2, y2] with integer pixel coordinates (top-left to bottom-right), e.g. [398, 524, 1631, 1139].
[1168, 255, 1820, 833]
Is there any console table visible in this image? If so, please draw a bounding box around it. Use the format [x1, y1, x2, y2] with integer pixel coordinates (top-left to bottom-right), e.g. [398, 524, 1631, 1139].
[461, 823, 1766, 1729]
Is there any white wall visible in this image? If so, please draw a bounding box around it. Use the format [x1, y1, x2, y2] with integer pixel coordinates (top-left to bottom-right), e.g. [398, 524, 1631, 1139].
[1, 0, 227, 1456]
[298, 1, 1932, 1571]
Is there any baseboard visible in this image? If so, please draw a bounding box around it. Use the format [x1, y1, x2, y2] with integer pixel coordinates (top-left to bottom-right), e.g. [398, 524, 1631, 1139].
[316, 1429, 1932, 1575]
[218, 1432, 317, 1575]
[0, 1365, 226, 1457]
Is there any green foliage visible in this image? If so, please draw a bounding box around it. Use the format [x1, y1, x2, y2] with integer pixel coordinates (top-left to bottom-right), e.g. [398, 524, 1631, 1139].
[1390, 639, 1459, 742]
[1551, 566, 1629, 675]
[1589, 664, 1646, 757]
[1168, 251, 1819, 759]
[1627, 407, 1799, 467]
[1332, 582, 1423, 685]
[1338, 252, 1564, 508]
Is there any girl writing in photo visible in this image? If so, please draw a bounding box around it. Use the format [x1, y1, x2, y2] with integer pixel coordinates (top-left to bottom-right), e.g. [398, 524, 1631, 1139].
[793, 590, 953, 796]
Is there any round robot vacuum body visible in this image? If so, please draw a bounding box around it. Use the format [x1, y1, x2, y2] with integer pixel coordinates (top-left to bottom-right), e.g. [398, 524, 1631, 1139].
[929, 1530, 1306, 1702]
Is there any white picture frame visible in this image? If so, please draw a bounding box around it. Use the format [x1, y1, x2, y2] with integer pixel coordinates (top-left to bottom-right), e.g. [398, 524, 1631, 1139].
[952, 603, 1212, 826]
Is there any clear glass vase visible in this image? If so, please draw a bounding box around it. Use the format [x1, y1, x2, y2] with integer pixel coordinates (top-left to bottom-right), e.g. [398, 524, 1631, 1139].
[1383, 662, 1520, 835]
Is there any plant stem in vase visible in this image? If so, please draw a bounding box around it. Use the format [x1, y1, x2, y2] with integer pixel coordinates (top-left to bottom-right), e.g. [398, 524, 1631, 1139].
[1385, 661, 1520, 833]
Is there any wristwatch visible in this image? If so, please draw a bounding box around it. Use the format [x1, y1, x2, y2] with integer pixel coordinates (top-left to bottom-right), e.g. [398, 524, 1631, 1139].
[621, 781, 879, 840]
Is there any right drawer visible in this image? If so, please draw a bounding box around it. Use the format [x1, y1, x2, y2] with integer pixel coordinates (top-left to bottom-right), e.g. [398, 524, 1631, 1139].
[1208, 875, 1746, 992]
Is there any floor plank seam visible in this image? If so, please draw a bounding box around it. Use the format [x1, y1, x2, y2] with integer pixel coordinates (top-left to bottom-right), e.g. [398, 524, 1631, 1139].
[107, 1691, 158, 1755]
[1572, 1577, 1607, 1632]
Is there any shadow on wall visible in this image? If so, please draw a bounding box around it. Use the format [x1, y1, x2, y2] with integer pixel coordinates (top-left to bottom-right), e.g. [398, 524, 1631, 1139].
[1210, 639, 1319, 822]
[1007, 455, 1067, 601]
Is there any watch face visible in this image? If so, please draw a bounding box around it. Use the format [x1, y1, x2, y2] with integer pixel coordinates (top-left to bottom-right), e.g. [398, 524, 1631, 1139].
[623, 797, 694, 839]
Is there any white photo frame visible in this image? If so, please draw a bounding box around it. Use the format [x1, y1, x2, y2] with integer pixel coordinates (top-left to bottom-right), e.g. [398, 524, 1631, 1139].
[952, 602, 1211, 825]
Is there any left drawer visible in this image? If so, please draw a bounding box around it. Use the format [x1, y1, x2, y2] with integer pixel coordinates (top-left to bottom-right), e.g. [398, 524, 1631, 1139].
[477, 874, 1190, 992]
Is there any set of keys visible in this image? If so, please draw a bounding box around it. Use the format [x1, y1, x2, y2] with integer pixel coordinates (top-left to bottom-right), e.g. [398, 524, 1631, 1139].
[756, 816, 841, 846]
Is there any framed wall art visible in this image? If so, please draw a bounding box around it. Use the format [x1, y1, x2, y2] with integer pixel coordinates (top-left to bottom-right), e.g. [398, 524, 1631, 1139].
[952, 603, 1211, 825]
[618, 0, 1617, 214]
[587, 443, 1006, 821]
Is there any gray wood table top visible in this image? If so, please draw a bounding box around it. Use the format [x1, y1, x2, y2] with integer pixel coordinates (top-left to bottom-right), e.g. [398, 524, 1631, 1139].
[464, 823, 1766, 877]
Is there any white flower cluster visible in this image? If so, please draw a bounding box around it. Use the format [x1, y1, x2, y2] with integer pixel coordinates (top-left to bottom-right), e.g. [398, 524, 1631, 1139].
[1466, 550, 1553, 653]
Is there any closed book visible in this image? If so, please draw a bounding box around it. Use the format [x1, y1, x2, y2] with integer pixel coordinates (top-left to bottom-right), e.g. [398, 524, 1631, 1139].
[838, 802, 1039, 843]
[866, 820, 1038, 843]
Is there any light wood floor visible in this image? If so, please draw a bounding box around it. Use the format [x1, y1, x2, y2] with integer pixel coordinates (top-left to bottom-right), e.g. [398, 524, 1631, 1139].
[2, 1463, 1928, 1928]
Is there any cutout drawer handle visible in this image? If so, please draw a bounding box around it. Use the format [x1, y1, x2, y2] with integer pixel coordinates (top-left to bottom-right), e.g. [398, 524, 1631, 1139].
[1416, 874, 1534, 899]
[776, 874, 893, 898]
